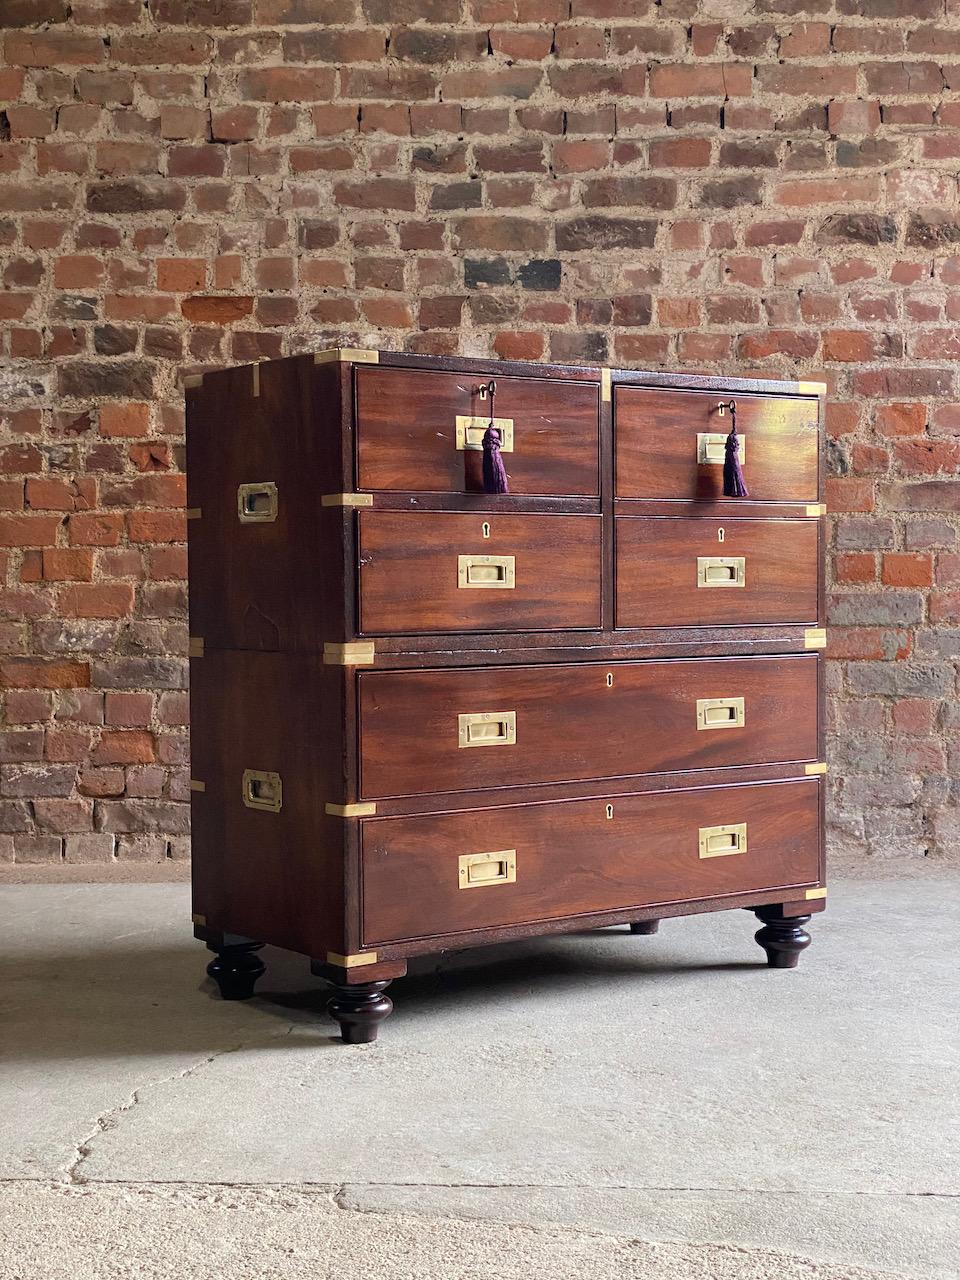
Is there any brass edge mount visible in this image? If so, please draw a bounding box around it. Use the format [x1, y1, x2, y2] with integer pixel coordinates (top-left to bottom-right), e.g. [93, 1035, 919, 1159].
[804, 627, 827, 649]
[804, 762, 828, 776]
[321, 493, 374, 507]
[325, 950, 379, 968]
[192, 912, 207, 926]
[314, 348, 380, 364]
[805, 503, 827, 517]
[189, 779, 206, 793]
[600, 368, 611, 402]
[183, 374, 204, 390]
[795, 380, 828, 396]
[805, 887, 828, 900]
[323, 641, 375, 665]
[188, 636, 204, 658]
[325, 801, 377, 817]
[186, 507, 202, 520]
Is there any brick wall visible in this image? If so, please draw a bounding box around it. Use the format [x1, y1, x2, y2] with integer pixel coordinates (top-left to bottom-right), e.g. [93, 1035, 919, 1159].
[2, 0, 959, 868]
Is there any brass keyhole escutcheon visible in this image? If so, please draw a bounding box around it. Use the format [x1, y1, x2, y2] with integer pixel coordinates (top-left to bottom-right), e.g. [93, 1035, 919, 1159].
[605, 803, 614, 820]
[718, 527, 725, 543]
[482, 521, 491, 539]
[606, 672, 614, 687]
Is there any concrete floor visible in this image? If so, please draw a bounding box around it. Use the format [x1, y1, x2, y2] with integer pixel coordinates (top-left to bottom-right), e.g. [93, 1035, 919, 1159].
[1, 875, 957, 1280]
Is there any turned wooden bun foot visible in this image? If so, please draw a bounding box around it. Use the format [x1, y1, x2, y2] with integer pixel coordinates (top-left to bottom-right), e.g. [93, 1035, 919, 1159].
[753, 906, 812, 969]
[206, 942, 266, 1000]
[327, 980, 394, 1044]
[629, 920, 660, 935]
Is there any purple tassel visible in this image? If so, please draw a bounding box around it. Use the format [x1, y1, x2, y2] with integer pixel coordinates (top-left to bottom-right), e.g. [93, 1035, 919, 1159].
[723, 409, 749, 498]
[482, 424, 509, 494]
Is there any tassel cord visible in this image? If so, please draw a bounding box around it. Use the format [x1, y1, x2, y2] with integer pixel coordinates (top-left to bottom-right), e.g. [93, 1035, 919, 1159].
[481, 378, 509, 495]
[722, 400, 749, 499]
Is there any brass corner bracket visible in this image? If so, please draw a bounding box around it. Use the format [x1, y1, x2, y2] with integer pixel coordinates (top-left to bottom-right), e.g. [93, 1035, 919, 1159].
[321, 492, 374, 508]
[323, 641, 375, 666]
[805, 887, 827, 900]
[805, 762, 828, 776]
[600, 368, 611, 402]
[188, 636, 204, 658]
[314, 348, 379, 365]
[325, 950, 379, 968]
[325, 801, 377, 818]
[804, 628, 827, 649]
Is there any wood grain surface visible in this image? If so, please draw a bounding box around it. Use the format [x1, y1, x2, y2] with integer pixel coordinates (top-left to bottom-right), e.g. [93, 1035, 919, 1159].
[615, 386, 819, 501]
[355, 365, 600, 495]
[360, 777, 821, 944]
[358, 654, 818, 797]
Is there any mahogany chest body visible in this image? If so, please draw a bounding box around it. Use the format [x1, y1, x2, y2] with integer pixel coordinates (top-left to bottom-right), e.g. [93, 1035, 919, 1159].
[186, 350, 827, 1043]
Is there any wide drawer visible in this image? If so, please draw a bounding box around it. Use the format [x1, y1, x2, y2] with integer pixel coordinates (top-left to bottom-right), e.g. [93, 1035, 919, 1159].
[360, 778, 821, 945]
[358, 510, 601, 635]
[355, 366, 600, 496]
[358, 654, 818, 798]
[615, 386, 819, 501]
[616, 517, 819, 628]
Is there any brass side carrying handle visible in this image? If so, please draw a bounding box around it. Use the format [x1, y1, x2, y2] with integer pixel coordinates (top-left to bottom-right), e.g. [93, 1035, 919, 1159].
[698, 433, 746, 465]
[458, 710, 517, 748]
[457, 553, 515, 589]
[696, 697, 745, 731]
[458, 849, 517, 888]
[697, 556, 745, 588]
[698, 823, 747, 859]
[242, 769, 282, 812]
[237, 482, 278, 523]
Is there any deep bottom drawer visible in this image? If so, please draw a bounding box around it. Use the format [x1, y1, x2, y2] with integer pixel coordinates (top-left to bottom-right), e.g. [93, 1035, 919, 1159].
[360, 778, 821, 945]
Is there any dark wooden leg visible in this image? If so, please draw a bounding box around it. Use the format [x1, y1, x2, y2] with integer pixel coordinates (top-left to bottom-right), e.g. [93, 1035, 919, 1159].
[327, 980, 393, 1044]
[629, 920, 660, 935]
[206, 941, 266, 1000]
[753, 906, 812, 969]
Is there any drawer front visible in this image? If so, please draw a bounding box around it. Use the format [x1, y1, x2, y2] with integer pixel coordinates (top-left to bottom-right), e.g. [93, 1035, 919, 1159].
[616, 517, 819, 628]
[361, 779, 821, 944]
[358, 511, 601, 635]
[615, 386, 819, 501]
[359, 655, 818, 797]
[356, 366, 600, 496]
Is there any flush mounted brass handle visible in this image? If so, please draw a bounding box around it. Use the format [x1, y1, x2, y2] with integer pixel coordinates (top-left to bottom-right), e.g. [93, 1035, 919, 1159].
[458, 849, 517, 888]
[457, 554, 515, 589]
[697, 556, 745, 588]
[237, 481, 278, 523]
[698, 823, 747, 859]
[697, 433, 746, 465]
[455, 416, 515, 452]
[696, 697, 745, 731]
[458, 710, 517, 749]
[241, 768, 282, 812]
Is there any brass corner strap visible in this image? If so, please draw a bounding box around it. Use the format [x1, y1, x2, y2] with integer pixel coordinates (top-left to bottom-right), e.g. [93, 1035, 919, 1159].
[806, 887, 827, 900]
[314, 348, 379, 365]
[600, 368, 611, 402]
[805, 762, 828, 776]
[325, 950, 379, 968]
[189, 779, 206, 793]
[325, 801, 377, 817]
[188, 636, 204, 658]
[323, 641, 375, 666]
[321, 492, 374, 508]
[804, 628, 827, 649]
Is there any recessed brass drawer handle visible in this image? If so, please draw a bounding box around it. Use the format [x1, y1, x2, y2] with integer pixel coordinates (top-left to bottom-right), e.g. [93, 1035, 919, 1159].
[458, 710, 517, 748]
[697, 556, 745, 588]
[696, 697, 745, 731]
[698, 432, 746, 465]
[237, 481, 278, 523]
[456, 415, 515, 453]
[698, 823, 747, 859]
[458, 849, 517, 888]
[241, 769, 282, 812]
[457, 553, 515, 589]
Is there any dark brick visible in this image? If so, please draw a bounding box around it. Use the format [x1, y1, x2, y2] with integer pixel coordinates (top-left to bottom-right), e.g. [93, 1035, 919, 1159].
[906, 212, 960, 248]
[464, 258, 512, 288]
[298, 219, 340, 250]
[700, 177, 764, 208]
[429, 181, 483, 211]
[58, 361, 155, 399]
[517, 259, 561, 291]
[86, 181, 187, 215]
[555, 218, 658, 251]
[94, 325, 137, 356]
[817, 213, 898, 246]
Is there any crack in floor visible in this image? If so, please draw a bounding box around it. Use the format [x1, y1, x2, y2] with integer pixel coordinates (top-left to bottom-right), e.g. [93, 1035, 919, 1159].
[60, 1024, 301, 1186]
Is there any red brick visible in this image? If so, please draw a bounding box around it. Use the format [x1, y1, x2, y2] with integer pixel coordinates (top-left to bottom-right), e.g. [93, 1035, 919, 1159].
[649, 64, 752, 99]
[126, 512, 187, 543]
[68, 513, 124, 546]
[104, 693, 154, 728]
[41, 549, 94, 582]
[59, 583, 135, 619]
[0, 515, 61, 547]
[92, 730, 155, 765]
[0, 659, 89, 689]
[835, 552, 875, 584]
[240, 67, 337, 101]
[4, 31, 106, 65]
[882, 553, 933, 587]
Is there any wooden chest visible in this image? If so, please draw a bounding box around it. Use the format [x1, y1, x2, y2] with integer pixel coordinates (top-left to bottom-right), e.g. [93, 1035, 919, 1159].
[186, 350, 826, 1043]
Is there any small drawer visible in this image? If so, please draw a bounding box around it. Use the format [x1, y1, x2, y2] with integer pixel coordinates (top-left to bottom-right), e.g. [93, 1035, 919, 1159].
[616, 517, 819, 628]
[615, 386, 819, 501]
[355, 366, 600, 496]
[360, 778, 821, 945]
[358, 510, 601, 635]
[358, 654, 818, 798]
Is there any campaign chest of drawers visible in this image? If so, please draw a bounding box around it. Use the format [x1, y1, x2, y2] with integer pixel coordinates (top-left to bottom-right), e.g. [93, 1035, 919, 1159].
[186, 350, 827, 1044]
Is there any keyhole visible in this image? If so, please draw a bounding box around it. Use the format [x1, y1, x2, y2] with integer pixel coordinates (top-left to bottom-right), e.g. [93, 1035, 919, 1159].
[482, 521, 491, 539]
[718, 527, 725, 543]
[606, 672, 614, 687]
[605, 803, 614, 820]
